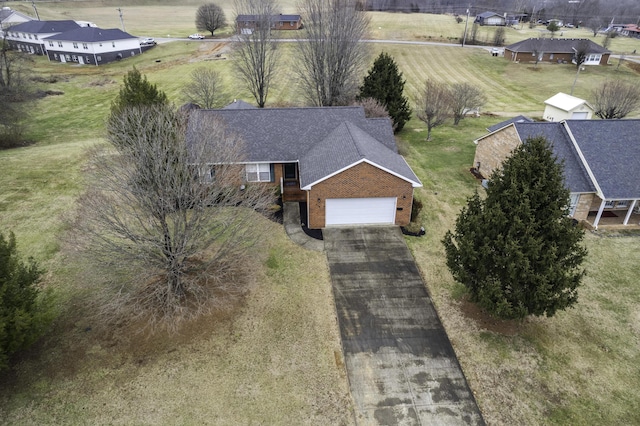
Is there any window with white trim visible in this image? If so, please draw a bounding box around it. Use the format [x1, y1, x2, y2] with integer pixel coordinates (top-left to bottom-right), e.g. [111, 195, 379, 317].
[83, 43, 88, 50]
[58, 41, 63, 47]
[73, 42, 78, 48]
[246, 163, 271, 182]
[48, 41, 54, 47]
[604, 200, 615, 208]
[616, 200, 629, 208]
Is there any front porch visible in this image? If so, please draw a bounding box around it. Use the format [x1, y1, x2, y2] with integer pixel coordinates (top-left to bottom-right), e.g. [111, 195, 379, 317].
[582, 211, 640, 231]
[281, 179, 306, 202]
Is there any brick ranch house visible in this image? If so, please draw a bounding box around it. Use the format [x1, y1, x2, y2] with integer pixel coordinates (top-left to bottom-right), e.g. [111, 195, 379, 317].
[236, 14, 302, 33]
[473, 119, 640, 230]
[504, 38, 611, 65]
[187, 105, 422, 229]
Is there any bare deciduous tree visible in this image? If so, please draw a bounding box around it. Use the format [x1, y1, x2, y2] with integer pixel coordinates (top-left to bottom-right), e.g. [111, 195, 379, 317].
[416, 79, 451, 141]
[232, 0, 280, 108]
[295, 0, 370, 106]
[0, 39, 32, 147]
[352, 97, 389, 118]
[493, 26, 506, 46]
[592, 80, 640, 119]
[73, 104, 275, 329]
[571, 40, 589, 94]
[449, 82, 486, 125]
[183, 67, 225, 109]
[196, 3, 227, 36]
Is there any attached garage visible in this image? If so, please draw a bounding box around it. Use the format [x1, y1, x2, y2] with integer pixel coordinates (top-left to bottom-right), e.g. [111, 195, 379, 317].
[325, 197, 397, 226]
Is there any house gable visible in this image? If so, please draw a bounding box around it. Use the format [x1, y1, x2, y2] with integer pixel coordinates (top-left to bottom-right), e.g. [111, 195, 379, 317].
[299, 121, 421, 189]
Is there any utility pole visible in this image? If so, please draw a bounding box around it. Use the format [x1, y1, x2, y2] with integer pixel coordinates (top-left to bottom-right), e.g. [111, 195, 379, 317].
[462, 7, 470, 47]
[32, 0, 40, 21]
[117, 8, 125, 32]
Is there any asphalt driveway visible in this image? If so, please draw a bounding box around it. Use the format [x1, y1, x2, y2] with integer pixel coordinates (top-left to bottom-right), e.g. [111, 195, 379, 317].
[324, 227, 484, 425]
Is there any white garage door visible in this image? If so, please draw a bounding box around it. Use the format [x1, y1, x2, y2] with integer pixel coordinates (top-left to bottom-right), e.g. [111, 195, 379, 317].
[325, 197, 397, 226]
[571, 112, 589, 119]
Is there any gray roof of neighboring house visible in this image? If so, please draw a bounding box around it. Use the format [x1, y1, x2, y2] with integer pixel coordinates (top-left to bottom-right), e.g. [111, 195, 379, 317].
[505, 38, 610, 54]
[564, 120, 640, 199]
[8, 19, 80, 34]
[43, 27, 136, 42]
[299, 122, 421, 188]
[0, 8, 33, 22]
[477, 11, 503, 19]
[513, 122, 596, 194]
[487, 115, 534, 132]
[188, 106, 421, 187]
[236, 14, 301, 22]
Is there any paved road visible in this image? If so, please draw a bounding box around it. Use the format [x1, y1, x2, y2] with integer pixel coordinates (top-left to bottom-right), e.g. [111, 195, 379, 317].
[324, 227, 484, 425]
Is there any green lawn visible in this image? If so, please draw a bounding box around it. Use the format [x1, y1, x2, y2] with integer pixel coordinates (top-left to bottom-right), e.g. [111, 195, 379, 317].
[1, 3, 640, 425]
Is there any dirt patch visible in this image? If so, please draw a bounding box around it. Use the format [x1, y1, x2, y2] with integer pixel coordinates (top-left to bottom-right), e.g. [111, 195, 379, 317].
[626, 61, 640, 74]
[458, 295, 523, 336]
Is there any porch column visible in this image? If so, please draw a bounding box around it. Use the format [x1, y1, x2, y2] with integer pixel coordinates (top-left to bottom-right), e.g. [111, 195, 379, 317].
[593, 199, 606, 230]
[623, 200, 638, 225]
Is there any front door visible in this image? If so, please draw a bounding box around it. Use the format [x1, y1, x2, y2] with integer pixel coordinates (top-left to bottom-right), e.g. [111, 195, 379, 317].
[284, 163, 297, 181]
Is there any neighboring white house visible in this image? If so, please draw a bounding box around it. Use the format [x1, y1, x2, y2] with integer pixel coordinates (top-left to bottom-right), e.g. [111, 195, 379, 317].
[4, 20, 81, 55]
[543, 92, 594, 121]
[0, 6, 33, 35]
[43, 27, 141, 65]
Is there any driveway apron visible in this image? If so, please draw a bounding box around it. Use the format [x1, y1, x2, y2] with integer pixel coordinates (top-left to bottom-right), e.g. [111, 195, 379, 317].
[324, 227, 484, 425]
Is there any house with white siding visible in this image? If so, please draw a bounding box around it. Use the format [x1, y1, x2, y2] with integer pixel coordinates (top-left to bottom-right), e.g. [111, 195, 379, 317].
[43, 27, 141, 65]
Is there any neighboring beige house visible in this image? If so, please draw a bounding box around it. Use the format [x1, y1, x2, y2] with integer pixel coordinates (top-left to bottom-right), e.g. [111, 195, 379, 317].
[473, 119, 640, 230]
[543, 92, 594, 121]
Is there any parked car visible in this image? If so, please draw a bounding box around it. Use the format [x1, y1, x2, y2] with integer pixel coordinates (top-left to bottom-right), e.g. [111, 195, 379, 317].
[188, 33, 205, 39]
[491, 47, 501, 56]
[140, 37, 155, 45]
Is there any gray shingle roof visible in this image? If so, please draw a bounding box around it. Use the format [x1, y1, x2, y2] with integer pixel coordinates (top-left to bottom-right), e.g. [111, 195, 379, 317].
[513, 122, 596, 194]
[487, 115, 534, 133]
[190, 107, 396, 162]
[236, 14, 301, 22]
[43, 27, 136, 42]
[505, 38, 610, 54]
[299, 122, 421, 188]
[9, 19, 80, 34]
[564, 120, 640, 199]
[188, 106, 420, 187]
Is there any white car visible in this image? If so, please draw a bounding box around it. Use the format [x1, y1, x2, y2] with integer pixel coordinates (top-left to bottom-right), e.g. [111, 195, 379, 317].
[140, 37, 155, 45]
[189, 33, 205, 40]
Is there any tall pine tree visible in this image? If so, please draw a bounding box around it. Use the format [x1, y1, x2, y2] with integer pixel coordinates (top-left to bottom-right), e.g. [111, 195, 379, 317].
[358, 52, 411, 132]
[443, 136, 587, 320]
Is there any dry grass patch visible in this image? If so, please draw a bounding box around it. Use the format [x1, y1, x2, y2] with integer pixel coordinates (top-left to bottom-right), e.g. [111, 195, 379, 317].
[402, 116, 640, 425]
[0, 217, 352, 424]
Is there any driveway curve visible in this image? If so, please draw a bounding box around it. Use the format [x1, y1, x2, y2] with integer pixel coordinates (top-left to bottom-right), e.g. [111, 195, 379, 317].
[324, 227, 484, 425]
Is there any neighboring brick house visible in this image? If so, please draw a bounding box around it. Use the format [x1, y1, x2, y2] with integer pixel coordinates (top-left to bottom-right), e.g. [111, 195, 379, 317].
[473, 119, 640, 229]
[504, 38, 611, 65]
[236, 14, 302, 33]
[187, 106, 422, 229]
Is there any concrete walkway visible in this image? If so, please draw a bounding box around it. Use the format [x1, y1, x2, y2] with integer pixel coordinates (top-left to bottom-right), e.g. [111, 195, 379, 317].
[324, 227, 484, 425]
[283, 202, 325, 252]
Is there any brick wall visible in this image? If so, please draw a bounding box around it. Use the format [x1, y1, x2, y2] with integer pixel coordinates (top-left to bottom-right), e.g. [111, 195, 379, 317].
[573, 193, 594, 220]
[307, 162, 414, 229]
[473, 126, 521, 179]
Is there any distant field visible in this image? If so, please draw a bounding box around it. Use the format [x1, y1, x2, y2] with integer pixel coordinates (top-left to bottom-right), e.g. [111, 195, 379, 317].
[1, 2, 640, 425]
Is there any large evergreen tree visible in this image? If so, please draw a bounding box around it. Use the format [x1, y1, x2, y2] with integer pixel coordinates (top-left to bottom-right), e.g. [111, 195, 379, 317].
[0, 232, 49, 371]
[443, 137, 587, 320]
[358, 52, 411, 132]
[110, 67, 168, 117]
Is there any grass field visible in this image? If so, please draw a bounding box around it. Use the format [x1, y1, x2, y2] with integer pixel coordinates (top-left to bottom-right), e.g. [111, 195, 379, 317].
[1, 3, 640, 425]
